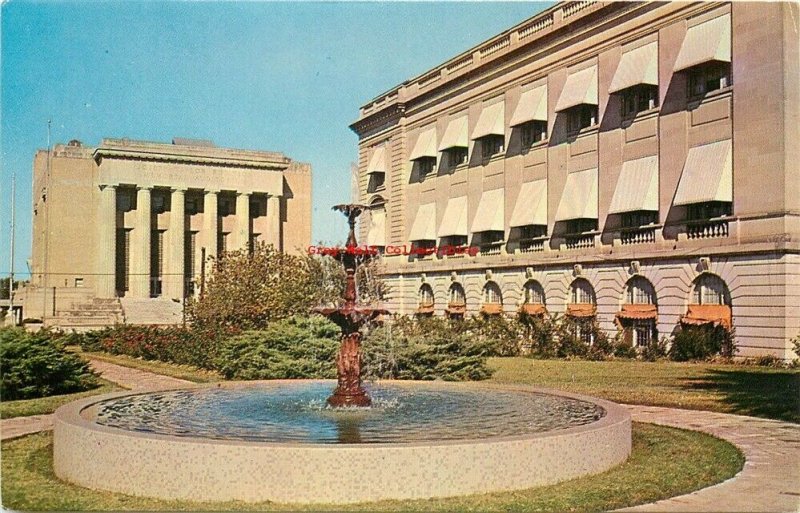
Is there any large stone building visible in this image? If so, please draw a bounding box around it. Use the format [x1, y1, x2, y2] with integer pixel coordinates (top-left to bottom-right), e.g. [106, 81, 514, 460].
[351, 1, 799, 359]
[25, 137, 311, 327]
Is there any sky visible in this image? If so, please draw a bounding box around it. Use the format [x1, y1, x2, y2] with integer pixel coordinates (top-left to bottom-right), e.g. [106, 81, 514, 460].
[1, 0, 551, 278]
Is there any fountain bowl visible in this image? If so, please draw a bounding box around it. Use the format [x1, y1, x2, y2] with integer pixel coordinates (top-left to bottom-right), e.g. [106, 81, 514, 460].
[53, 380, 631, 505]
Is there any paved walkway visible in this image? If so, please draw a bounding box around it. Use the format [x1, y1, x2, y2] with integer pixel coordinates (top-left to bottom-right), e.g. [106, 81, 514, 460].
[619, 405, 800, 512]
[0, 358, 194, 441]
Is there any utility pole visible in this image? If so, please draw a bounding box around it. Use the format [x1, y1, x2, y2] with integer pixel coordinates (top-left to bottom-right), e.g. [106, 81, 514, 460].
[42, 119, 51, 323]
[8, 172, 15, 325]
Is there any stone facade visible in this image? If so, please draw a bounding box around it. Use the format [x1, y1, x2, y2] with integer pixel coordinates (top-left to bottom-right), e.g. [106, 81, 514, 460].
[25, 138, 311, 324]
[351, 2, 800, 359]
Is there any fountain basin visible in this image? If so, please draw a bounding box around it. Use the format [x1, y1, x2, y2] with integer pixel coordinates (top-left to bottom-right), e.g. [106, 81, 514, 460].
[53, 380, 631, 504]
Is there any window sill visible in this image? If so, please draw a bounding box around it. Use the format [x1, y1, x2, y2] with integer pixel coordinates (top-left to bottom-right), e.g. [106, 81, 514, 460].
[566, 125, 599, 139]
[621, 108, 659, 126]
[687, 86, 732, 108]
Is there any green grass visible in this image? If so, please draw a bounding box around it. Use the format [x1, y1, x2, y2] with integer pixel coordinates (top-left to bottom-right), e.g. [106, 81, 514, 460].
[489, 357, 800, 422]
[1, 423, 742, 512]
[0, 379, 122, 419]
[78, 351, 223, 383]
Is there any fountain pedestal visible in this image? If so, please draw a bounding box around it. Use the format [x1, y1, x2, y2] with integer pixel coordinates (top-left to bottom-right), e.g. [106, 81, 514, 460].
[329, 331, 371, 407]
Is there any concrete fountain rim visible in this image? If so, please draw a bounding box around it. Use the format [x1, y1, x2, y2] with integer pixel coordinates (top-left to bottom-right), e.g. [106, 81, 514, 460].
[57, 379, 630, 448]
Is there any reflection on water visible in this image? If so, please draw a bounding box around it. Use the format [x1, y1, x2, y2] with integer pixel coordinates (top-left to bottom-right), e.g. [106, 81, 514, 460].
[94, 382, 604, 444]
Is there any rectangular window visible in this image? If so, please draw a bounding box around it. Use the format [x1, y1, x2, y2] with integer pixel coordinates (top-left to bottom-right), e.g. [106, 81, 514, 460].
[417, 157, 436, 176]
[115, 228, 131, 294]
[521, 121, 547, 147]
[566, 218, 598, 234]
[367, 173, 386, 193]
[150, 230, 164, 297]
[116, 190, 133, 212]
[567, 105, 597, 134]
[74, 277, 84, 288]
[186, 195, 203, 215]
[621, 85, 658, 118]
[480, 135, 505, 158]
[218, 198, 234, 217]
[444, 148, 468, 167]
[151, 193, 168, 214]
[621, 210, 658, 229]
[184, 231, 197, 297]
[688, 62, 732, 98]
[687, 202, 732, 221]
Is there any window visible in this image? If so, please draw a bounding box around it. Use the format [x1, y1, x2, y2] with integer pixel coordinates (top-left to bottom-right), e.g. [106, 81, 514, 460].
[367, 173, 386, 193]
[687, 202, 731, 221]
[567, 105, 597, 133]
[115, 228, 131, 294]
[150, 230, 165, 297]
[185, 231, 197, 297]
[566, 218, 598, 234]
[477, 231, 504, 254]
[444, 148, 468, 167]
[419, 284, 434, 308]
[693, 274, 730, 305]
[410, 240, 436, 258]
[151, 193, 168, 214]
[519, 225, 547, 240]
[621, 210, 658, 229]
[186, 195, 203, 215]
[74, 277, 84, 288]
[688, 62, 732, 98]
[523, 280, 545, 304]
[116, 190, 133, 212]
[449, 283, 466, 306]
[483, 282, 502, 305]
[480, 135, 505, 158]
[630, 320, 655, 347]
[218, 232, 229, 254]
[417, 157, 436, 177]
[626, 277, 656, 305]
[571, 279, 595, 304]
[218, 197, 234, 216]
[438, 235, 468, 256]
[575, 320, 595, 345]
[249, 198, 266, 217]
[521, 121, 547, 146]
[621, 85, 658, 117]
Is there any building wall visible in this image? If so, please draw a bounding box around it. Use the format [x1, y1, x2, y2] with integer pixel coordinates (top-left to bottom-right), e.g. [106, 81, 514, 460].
[351, 2, 800, 359]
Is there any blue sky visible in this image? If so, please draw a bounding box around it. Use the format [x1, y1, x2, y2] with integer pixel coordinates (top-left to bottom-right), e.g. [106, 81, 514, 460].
[1, 1, 550, 278]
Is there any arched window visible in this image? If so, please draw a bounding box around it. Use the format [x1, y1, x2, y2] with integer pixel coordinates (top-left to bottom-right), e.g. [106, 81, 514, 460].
[483, 282, 502, 305]
[523, 280, 546, 304]
[366, 196, 387, 251]
[626, 276, 656, 305]
[692, 274, 730, 305]
[449, 283, 466, 306]
[419, 284, 434, 308]
[570, 278, 595, 304]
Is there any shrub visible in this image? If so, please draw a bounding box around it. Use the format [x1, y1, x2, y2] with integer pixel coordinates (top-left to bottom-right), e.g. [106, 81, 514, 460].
[612, 334, 639, 359]
[362, 316, 493, 381]
[0, 327, 98, 400]
[670, 324, 736, 361]
[519, 312, 559, 358]
[468, 314, 523, 356]
[213, 316, 340, 379]
[642, 336, 669, 361]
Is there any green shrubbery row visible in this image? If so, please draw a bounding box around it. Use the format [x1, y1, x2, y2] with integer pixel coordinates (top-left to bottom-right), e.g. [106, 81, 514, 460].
[0, 328, 99, 400]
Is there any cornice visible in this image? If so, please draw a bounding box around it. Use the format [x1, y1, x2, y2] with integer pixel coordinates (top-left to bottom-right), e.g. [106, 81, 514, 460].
[93, 147, 289, 171]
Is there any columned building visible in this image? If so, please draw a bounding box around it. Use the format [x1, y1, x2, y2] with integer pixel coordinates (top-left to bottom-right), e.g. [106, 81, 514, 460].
[26, 138, 311, 326]
[351, 2, 799, 359]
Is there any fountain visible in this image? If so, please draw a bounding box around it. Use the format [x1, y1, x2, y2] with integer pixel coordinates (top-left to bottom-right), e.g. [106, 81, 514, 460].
[313, 204, 387, 407]
[51, 206, 632, 505]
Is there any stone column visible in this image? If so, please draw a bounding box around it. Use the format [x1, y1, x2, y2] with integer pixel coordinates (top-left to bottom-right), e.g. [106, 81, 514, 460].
[130, 186, 152, 298]
[235, 192, 251, 251]
[203, 189, 219, 258]
[96, 184, 117, 298]
[266, 194, 282, 251]
[165, 188, 186, 300]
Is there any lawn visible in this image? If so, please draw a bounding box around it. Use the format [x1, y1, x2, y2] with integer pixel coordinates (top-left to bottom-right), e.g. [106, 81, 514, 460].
[0, 379, 121, 419]
[1, 423, 743, 512]
[489, 357, 800, 422]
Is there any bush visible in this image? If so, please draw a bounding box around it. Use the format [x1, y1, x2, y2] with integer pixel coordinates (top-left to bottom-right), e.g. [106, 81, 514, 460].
[642, 336, 669, 361]
[519, 313, 560, 358]
[468, 314, 523, 356]
[362, 316, 493, 381]
[670, 324, 736, 361]
[213, 316, 340, 379]
[0, 327, 98, 400]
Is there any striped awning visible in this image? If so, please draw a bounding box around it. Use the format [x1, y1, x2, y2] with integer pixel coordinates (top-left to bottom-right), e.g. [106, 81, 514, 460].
[510, 179, 547, 227]
[566, 303, 597, 318]
[616, 304, 658, 321]
[438, 196, 468, 237]
[610, 42, 659, 93]
[681, 304, 732, 330]
[673, 139, 732, 206]
[409, 203, 437, 241]
[555, 168, 598, 221]
[471, 100, 505, 140]
[438, 115, 469, 151]
[674, 14, 731, 72]
[609, 155, 659, 214]
[520, 303, 547, 316]
[409, 126, 438, 161]
[366, 208, 386, 246]
[510, 85, 548, 127]
[555, 65, 598, 112]
[367, 146, 387, 175]
[471, 188, 505, 233]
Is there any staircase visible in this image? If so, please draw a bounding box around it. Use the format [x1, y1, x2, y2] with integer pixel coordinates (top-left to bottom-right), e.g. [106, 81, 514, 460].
[119, 297, 184, 326]
[47, 296, 125, 332]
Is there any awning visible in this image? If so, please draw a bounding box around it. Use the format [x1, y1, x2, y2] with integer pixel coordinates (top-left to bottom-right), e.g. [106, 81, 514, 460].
[471, 188, 505, 233]
[438, 196, 468, 237]
[446, 304, 467, 315]
[471, 101, 505, 140]
[409, 126, 438, 161]
[520, 303, 547, 316]
[367, 146, 387, 175]
[416, 305, 435, 315]
[616, 304, 658, 321]
[438, 115, 469, 151]
[674, 14, 731, 72]
[510, 179, 547, 227]
[555, 65, 598, 112]
[366, 208, 386, 246]
[555, 168, 598, 221]
[673, 139, 732, 206]
[610, 42, 659, 93]
[609, 155, 659, 214]
[481, 304, 503, 315]
[510, 85, 548, 127]
[566, 303, 597, 318]
[681, 304, 732, 330]
[409, 203, 436, 241]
